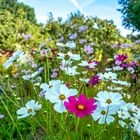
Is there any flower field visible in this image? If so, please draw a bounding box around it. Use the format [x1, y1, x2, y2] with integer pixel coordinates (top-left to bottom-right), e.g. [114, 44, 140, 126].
[0, 7, 140, 140]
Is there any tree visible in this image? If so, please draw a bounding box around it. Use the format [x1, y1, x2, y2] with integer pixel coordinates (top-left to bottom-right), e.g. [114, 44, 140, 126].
[0, 0, 36, 23]
[118, 0, 140, 31]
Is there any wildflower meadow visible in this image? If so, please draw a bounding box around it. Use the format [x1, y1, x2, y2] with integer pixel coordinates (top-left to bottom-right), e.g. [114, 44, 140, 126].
[0, 0, 140, 139]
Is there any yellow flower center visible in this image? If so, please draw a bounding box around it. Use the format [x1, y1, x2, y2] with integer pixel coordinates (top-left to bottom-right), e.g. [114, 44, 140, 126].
[101, 110, 106, 115]
[59, 94, 66, 100]
[77, 104, 85, 110]
[121, 113, 125, 116]
[109, 76, 112, 79]
[28, 108, 32, 113]
[49, 85, 53, 88]
[106, 99, 112, 104]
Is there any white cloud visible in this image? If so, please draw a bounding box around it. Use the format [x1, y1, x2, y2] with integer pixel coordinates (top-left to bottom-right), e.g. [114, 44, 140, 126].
[82, 0, 96, 8]
[68, 0, 83, 12]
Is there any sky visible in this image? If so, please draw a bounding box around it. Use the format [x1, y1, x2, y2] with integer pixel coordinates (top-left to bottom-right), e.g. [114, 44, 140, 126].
[18, 0, 135, 36]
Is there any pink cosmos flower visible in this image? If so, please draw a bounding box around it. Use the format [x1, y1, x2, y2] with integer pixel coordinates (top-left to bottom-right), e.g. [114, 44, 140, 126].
[84, 45, 93, 54]
[64, 94, 97, 118]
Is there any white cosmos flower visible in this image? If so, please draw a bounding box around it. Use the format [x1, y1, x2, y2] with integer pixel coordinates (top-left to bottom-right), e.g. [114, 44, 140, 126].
[105, 68, 112, 71]
[133, 109, 140, 120]
[107, 86, 123, 91]
[57, 52, 81, 60]
[60, 59, 72, 70]
[100, 72, 117, 81]
[67, 52, 81, 60]
[92, 105, 116, 124]
[56, 42, 76, 49]
[64, 66, 80, 76]
[17, 100, 42, 119]
[57, 53, 65, 59]
[118, 120, 127, 128]
[128, 67, 135, 73]
[111, 80, 131, 87]
[130, 117, 140, 135]
[22, 71, 40, 80]
[113, 66, 123, 71]
[65, 42, 76, 49]
[79, 78, 90, 83]
[45, 84, 78, 113]
[40, 80, 63, 93]
[105, 72, 117, 80]
[95, 91, 124, 108]
[117, 110, 130, 120]
[56, 42, 65, 47]
[3, 50, 26, 69]
[78, 61, 97, 68]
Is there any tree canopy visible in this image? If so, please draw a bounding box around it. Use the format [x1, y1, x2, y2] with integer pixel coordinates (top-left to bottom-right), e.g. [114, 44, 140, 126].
[118, 0, 140, 31]
[0, 0, 36, 23]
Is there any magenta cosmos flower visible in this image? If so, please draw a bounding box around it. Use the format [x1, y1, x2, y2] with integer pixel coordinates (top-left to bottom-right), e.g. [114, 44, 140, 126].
[114, 54, 128, 64]
[64, 94, 97, 118]
[89, 75, 100, 86]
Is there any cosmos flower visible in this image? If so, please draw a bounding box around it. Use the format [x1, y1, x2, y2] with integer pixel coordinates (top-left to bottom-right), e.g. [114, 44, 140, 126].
[112, 43, 120, 48]
[51, 69, 58, 78]
[17, 100, 42, 119]
[98, 72, 117, 81]
[78, 61, 97, 69]
[71, 23, 77, 29]
[130, 117, 140, 135]
[0, 114, 4, 119]
[22, 71, 40, 80]
[89, 75, 100, 86]
[79, 78, 90, 83]
[64, 66, 80, 76]
[3, 50, 26, 69]
[111, 80, 131, 87]
[121, 43, 132, 49]
[69, 33, 77, 40]
[118, 120, 127, 128]
[78, 26, 88, 32]
[65, 42, 76, 49]
[79, 39, 87, 44]
[95, 91, 124, 108]
[117, 109, 130, 120]
[39, 43, 46, 48]
[64, 94, 97, 118]
[92, 105, 116, 124]
[23, 34, 31, 40]
[113, 66, 123, 71]
[84, 45, 93, 54]
[58, 36, 64, 42]
[107, 86, 123, 91]
[40, 80, 63, 94]
[56, 42, 76, 49]
[133, 40, 140, 45]
[58, 52, 81, 61]
[40, 49, 48, 57]
[45, 84, 78, 113]
[114, 54, 128, 65]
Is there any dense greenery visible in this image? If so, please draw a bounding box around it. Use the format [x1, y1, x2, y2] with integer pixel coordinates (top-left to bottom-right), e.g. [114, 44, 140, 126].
[0, 1, 140, 140]
[118, 0, 140, 31]
[0, 0, 36, 23]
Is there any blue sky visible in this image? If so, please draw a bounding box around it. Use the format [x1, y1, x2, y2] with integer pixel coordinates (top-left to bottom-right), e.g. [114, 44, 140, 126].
[18, 0, 134, 36]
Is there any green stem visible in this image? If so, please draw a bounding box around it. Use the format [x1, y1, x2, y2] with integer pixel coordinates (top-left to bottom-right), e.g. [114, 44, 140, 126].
[0, 97, 23, 140]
